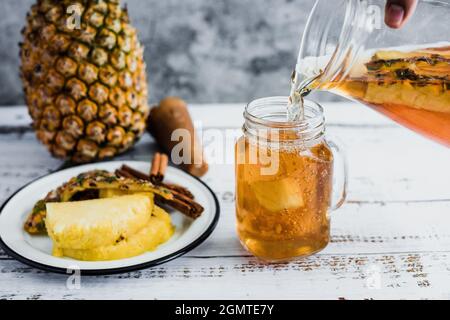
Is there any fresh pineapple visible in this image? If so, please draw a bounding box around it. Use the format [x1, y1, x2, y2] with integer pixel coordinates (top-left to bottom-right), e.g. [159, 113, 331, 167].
[367, 48, 450, 78]
[24, 170, 173, 235]
[361, 47, 450, 113]
[46, 195, 174, 261]
[46, 194, 155, 250]
[250, 178, 304, 212]
[52, 205, 174, 261]
[20, 0, 149, 162]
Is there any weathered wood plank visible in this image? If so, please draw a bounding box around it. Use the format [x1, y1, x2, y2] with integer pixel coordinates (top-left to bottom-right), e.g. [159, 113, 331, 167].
[1, 200, 449, 260]
[199, 125, 450, 202]
[0, 103, 397, 128]
[0, 251, 449, 300]
[0, 106, 32, 129]
[1, 127, 448, 205]
[195, 200, 450, 257]
[0, 125, 449, 259]
[0, 104, 449, 299]
[0, 133, 62, 204]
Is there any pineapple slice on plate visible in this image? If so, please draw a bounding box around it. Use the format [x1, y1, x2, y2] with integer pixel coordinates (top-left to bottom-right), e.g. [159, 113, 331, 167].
[45, 194, 155, 250]
[53, 205, 174, 261]
[24, 170, 173, 235]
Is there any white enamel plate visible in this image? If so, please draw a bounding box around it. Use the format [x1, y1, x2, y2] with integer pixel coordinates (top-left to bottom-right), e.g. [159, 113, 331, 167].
[0, 161, 219, 275]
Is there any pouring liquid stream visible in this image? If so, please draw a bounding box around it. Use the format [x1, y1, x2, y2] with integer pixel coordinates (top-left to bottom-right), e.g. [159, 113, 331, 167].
[287, 71, 309, 122]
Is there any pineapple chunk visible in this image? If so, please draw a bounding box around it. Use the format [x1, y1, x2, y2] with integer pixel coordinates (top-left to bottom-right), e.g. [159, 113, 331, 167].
[372, 50, 424, 61]
[46, 194, 154, 250]
[251, 178, 304, 212]
[98, 189, 130, 198]
[365, 82, 450, 113]
[24, 170, 173, 235]
[53, 206, 174, 261]
[371, 47, 450, 61]
[98, 189, 155, 199]
[368, 49, 450, 77]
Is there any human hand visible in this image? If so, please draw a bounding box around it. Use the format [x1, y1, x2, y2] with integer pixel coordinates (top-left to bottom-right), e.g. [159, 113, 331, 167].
[385, 0, 418, 28]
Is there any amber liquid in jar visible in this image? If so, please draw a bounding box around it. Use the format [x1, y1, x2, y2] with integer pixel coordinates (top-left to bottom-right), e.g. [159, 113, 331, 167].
[235, 136, 333, 261]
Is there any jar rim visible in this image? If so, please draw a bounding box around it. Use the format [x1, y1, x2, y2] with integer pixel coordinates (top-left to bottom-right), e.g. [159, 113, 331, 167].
[244, 96, 326, 143]
[245, 96, 325, 128]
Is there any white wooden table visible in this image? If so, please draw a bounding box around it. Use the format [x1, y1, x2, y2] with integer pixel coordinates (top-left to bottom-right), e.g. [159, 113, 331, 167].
[0, 103, 449, 300]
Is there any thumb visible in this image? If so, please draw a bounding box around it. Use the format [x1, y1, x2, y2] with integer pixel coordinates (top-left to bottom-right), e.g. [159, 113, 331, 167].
[385, 0, 418, 29]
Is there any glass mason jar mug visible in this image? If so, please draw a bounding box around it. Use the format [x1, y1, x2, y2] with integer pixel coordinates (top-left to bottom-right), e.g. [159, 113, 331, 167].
[235, 97, 347, 262]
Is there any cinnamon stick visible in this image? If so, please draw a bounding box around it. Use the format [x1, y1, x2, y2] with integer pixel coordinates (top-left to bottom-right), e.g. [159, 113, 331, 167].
[150, 152, 161, 176]
[159, 153, 169, 178]
[155, 189, 204, 219]
[118, 164, 203, 219]
[155, 195, 203, 219]
[115, 168, 135, 179]
[121, 165, 151, 181]
[163, 183, 194, 199]
[149, 152, 168, 184]
[120, 164, 194, 199]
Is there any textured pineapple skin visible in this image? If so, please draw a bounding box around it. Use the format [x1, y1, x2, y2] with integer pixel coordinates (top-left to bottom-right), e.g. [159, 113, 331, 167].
[24, 170, 174, 235]
[20, 0, 150, 162]
[363, 48, 450, 113]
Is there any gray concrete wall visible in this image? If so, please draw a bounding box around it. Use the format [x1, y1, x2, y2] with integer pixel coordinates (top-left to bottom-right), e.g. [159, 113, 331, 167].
[0, 0, 340, 105]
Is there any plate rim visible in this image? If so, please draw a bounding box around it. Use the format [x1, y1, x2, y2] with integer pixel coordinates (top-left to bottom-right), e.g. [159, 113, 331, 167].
[0, 161, 220, 276]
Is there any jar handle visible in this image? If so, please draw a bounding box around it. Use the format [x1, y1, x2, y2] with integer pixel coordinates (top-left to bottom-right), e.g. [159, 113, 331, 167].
[327, 136, 348, 211]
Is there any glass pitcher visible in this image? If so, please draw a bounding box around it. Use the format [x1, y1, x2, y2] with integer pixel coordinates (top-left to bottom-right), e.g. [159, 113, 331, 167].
[293, 0, 450, 146]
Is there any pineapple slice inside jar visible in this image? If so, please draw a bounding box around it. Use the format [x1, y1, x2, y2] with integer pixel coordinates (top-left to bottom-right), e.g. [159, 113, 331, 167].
[250, 178, 304, 212]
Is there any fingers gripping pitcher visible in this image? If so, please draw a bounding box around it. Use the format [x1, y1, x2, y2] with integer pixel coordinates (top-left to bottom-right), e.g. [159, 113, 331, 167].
[235, 97, 347, 261]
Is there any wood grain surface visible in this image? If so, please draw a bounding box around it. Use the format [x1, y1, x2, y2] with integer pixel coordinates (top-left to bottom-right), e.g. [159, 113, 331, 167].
[0, 103, 449, 300]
